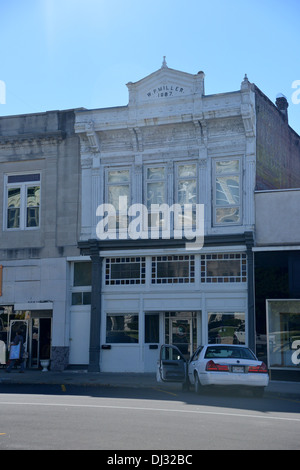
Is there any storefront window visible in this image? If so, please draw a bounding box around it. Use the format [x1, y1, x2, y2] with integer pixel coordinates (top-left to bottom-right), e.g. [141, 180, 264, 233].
[267, 300, 300, 369]
[208, 312, 245, 344]
[106, 314, 139, 343]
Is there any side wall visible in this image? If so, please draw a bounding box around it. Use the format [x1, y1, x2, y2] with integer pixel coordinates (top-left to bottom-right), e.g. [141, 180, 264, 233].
[255, 87, 300, 190]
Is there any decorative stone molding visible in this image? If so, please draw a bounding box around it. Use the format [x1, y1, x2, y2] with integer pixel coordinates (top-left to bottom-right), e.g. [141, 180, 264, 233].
[85, 121, 101, 153]
[128, 126, 143, 152]
[240, 75, 256, 138]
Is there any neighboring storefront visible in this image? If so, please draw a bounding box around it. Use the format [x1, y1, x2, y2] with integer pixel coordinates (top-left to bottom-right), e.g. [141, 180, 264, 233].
[0, 304, 52, 368]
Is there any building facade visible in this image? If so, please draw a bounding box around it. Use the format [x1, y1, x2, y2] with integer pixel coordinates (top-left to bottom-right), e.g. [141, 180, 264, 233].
[0, 110, 81, 370]
[74, 61, 258, 373]
[1, 62, 299, 377]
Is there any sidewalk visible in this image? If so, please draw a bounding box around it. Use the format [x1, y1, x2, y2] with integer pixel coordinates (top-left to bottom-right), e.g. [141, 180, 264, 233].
[1, 368, 300, 399]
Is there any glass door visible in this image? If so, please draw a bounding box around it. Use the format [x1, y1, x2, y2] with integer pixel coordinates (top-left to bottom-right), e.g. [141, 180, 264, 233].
[29, 317, 52, 368]
[9, 320, 28, 356]
[165, 312, 198, 359]
[170, 319, 191, 358]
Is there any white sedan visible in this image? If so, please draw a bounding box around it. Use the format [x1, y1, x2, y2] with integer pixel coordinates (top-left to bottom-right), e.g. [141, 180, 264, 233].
[157, 344, 269, 397]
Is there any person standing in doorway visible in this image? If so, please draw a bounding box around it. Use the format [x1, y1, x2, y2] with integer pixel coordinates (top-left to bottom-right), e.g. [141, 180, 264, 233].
[6, 330, 25, 373]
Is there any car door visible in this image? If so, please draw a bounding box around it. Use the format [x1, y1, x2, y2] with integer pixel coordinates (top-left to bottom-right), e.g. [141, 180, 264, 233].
[188, 346, 203, 384]
[157, 344, 187, 383]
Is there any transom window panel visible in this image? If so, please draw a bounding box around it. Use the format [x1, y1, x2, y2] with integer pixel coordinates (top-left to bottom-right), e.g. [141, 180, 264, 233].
[214, 159, 241, 225]
[201, 253, 247, 283]
[6, 173, 40, 229]
[105, 257, 146, 285]
[152, 255, 195, 284]
[106, 313, 139, 343]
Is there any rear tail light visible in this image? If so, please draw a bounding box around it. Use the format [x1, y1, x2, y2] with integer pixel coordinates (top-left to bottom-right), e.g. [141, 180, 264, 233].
[248, 362, 268, 373]
[206, 360, 229, 372]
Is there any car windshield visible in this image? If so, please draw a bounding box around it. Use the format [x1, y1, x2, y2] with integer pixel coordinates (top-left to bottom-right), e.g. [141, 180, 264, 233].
[204, 346, 256, 360]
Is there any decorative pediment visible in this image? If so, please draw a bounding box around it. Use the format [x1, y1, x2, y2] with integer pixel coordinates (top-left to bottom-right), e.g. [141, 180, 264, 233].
[126, 58, 205, 106]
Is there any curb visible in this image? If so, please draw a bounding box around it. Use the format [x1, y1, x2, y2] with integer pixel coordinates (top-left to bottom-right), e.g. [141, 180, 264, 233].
[1, 377, 299, 400]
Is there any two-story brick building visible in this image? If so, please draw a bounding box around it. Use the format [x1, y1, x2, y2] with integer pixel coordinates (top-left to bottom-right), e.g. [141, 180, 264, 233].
[0, 110, 81, 370]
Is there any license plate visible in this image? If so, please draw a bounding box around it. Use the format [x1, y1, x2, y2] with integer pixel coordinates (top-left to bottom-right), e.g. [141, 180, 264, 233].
[232, 366, 244, 373]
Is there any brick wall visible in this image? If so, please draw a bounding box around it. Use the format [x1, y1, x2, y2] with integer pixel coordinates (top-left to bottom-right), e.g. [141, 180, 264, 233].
[254, 86, 300, 190]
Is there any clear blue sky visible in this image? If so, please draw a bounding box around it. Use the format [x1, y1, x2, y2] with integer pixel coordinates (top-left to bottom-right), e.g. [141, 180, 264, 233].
[0, 0, 299, 134]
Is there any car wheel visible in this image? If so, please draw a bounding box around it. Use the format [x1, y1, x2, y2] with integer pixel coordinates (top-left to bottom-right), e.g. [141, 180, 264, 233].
[194, 373, 202, 394]
[252, 387, 265, 398]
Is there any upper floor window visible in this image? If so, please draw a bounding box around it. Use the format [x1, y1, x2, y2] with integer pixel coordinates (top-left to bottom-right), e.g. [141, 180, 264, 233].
[5, 173, 40, 230]
[214, 159, 241, 225]
[105, 168, 130, 231]
[176, 163, 197, 228]
[145, 166, 167, 228]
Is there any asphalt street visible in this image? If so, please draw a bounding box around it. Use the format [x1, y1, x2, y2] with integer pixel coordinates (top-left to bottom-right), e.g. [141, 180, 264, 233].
[0, 383, 299, 451]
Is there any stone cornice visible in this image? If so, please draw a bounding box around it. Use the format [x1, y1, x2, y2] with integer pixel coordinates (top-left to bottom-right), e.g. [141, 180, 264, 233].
[0, 130, 65, 145]
[78, 233, 254, 255]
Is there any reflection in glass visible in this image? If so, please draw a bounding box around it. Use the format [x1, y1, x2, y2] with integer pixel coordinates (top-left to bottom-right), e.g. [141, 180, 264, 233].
[7, 188, 20, 228]
[27, 186, 40, 227]
[147, 182, 165, 207]
[147, 167, 165, 180]
[108, 185, 130, 208]
[216, 207, 240, 224]
[208, 313, 245, 344]
[106, 314, 139, 343]
[216, 176, 240, 205]
[216, 160, 239, 174]
[108, 170, 130, 183]
[178, 164, 197, 178]
[267, 300, 300, 369]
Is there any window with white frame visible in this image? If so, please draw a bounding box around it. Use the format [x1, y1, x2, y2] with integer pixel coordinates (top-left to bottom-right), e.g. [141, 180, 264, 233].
[71, 262, 92, 305]
[176, 163, 197, 228]
[106, 168, 130, 231]
[5, 173, 40, 230]
[145, 166, 167, 228]
[214, 159, 241, 225]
